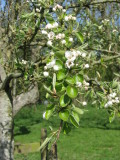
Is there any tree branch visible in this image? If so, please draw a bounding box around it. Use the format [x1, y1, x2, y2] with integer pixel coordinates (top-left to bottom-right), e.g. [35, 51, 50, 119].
[91, 0, 120, 5]
[1, 72, 22, 91]
[13, 83, 39, 116]
[93, 54, 120, 65]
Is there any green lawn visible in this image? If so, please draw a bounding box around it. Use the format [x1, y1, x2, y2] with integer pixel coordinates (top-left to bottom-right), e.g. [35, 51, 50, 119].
[14, 105, 120, 160]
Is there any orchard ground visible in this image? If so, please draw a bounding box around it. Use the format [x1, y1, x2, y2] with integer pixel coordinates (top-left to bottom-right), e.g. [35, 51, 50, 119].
[14, 105, 120, 160]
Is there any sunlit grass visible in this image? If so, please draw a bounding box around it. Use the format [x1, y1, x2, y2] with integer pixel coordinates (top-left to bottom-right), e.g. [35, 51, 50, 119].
[14, 105, 120, 160]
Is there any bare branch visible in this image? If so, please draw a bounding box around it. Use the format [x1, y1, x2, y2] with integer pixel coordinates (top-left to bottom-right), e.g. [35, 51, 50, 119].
[13, 83, 39, 116]
[93, 54, 120, 65]
[1, 72, 22, 91]
[91, 0, 120, 5]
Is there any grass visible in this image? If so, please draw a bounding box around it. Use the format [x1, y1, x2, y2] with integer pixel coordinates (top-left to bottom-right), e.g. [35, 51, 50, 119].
[14, 105, 120, 160]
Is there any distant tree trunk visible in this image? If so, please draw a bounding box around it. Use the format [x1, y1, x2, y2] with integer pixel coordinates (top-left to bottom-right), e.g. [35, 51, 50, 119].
[0, 91, 14, 160]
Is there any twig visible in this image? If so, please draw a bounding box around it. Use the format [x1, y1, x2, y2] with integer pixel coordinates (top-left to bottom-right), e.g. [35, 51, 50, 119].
[53, 120, 63, 146]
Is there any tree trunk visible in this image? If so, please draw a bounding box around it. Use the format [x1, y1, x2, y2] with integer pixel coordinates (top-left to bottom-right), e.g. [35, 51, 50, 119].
[0, 90, 13, 160]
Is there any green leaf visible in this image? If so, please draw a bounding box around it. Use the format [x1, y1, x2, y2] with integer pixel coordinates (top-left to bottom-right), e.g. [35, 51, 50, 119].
[55, 50, 65, 59]
[59, 110, 69, 121]
[65, 77, 75, 85]
[45, 110, 53, 120]
[43, 85, 53, 94]
[72, 111, 80, 124]
[45, 13, 54, 22]
[63, 122, 71, 134]
[70, 115, 79, 128]
[72, 106, 84, 115]
[74, 74, 83, 83]
[45, 104, 54, 120]
[36, 19, 40, 27]
[56, 60, 63, 70]
[55, 82, 63, 92]
[109, 112, 115, 123]
[75, 32, 84, 43]
[39, 134, 53, 151]
[96, 92, 105, 99]
[66, 86, 78, 98]
[57, 69, 66, 80]
[60, 94, 70, 107]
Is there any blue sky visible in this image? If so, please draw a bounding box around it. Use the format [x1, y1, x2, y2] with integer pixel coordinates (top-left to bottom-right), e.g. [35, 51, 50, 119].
[1, 0, 5, 9]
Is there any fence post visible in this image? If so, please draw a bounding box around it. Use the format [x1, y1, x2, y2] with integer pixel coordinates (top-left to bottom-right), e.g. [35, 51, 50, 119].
[48, 144, 58, 160]
[40, 128, 48, 160]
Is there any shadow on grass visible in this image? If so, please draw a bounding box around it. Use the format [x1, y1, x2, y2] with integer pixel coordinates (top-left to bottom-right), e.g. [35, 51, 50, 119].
[14, 126, 30, 136]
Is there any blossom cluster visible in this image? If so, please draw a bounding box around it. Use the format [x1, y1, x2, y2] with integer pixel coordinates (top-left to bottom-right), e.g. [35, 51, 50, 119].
[76, 80, 89, 91]
[65, 50, 88, 69]
[21, 59, 27, 65]
[43, 59, 59, 77]
[65, 15, 76, 21]
[104, 92, 120, 108]
[53, 4, 66, 13]
[45, 22, 59, 30]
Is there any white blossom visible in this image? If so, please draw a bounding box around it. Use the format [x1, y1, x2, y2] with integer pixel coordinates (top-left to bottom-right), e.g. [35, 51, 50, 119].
[107, 101, 113, 106]
[72, 16, 76, 20]
[76, 82, 82, 87]
[72, 50, 79, 57]
[69, 37, 73, 42]
[61, 33, 65, 38]
[47, 40, 52, 46]
[53, 7, 56, 11]
[115, 97, 119, 100]
[51, 59, 56, 66]
[66, 60, 74, 69]
[22, 60, 27, 64]
[41, 30, 47, 35]
[43, 71, 49, 77]
[84, 64, 89, 69]
[81, 53, 86, 58]
[83, 80, 90, 87]
[53, 65, 59, 71]
[46, 59, 56, 68]
[76, 51, 82, 56]
[61, 39, 66, 44]
[113, 29, 118, 33]
[53, 22, 59, 28]
[65, 15, 76, 21]
[48, 32, 55, 40]
[63, 9, 66, 12]
[44, 66, 47, 70]
[115, 99, 120, 103]
[65, 51, 72, 59]
[43, 112, 46, 119]
[104, 103, 109, 108]
[109, 92, 116, 98]
[65, 16, 69, 21]
[36, 8, 40, 12]
[50, 51, 54, 56]
[56, 4, 63, 10]
[45, 23, 53, 29]
[83, 101, 87, 106]
[56, 33, 65, 39]
[65, 51, 77, 61]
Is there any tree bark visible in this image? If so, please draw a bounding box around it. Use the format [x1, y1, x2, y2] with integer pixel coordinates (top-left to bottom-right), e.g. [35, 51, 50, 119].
[13, 83, 39, 116]
[0, 65, 39, 159]
[0, 91, 13, 160]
